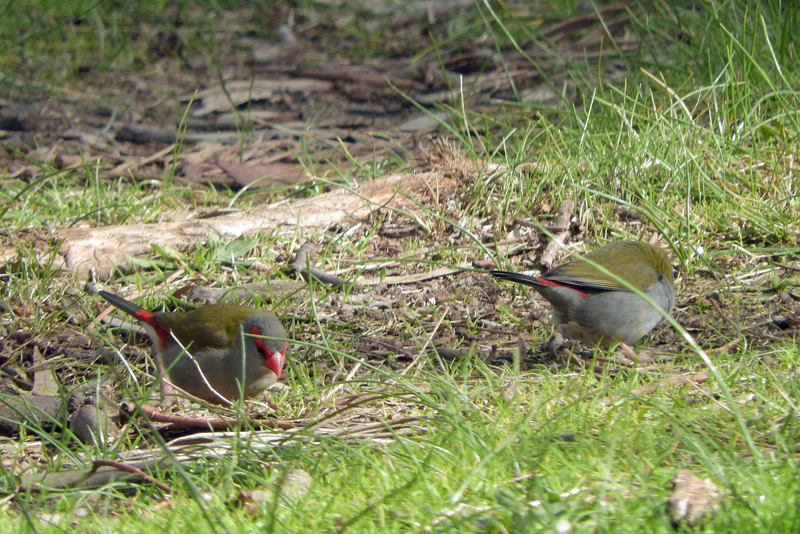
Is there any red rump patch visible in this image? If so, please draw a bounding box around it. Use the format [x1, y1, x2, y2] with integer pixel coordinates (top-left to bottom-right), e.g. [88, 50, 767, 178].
[536, 278, 589, 299]
[133, 310, 170, 347]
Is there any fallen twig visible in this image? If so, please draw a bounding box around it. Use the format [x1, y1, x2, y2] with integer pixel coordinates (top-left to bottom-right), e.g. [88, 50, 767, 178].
[600, 371, 710, 406]
[119, 402, 299, 431]
[91, 459, 173, 493]
[290, 241, 349, 288]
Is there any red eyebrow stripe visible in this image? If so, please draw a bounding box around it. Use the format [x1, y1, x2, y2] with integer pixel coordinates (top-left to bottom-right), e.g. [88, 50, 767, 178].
[250, 326, 285, 378]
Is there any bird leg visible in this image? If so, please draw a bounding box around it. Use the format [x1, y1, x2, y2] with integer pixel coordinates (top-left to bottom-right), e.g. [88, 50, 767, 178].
[143, 350, 178, 405]
[546, 332, 567, 359]
[617, 343, 652, 364]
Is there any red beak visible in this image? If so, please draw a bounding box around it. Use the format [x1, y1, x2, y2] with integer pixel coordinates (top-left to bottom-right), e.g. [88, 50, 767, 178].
[250, 326, 287, 379]
[266, 344, 287, 378]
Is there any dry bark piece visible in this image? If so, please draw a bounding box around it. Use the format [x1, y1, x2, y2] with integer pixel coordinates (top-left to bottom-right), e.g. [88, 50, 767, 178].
[184, 110, 295, 131]
[69, 404, 116, 446]
[542, 5, 630, 41]
[30, 346, 59, 395]
[359, 264, 470, 286]
[667, 469, 721, 526]
[184, 79, 335, 116]
[572, 14, 632, 50]
[256, 66, 426, 93]
[215, 159, 308, 187]
[55, 154, 86, 169]
[115, 124, 242, 145]
[57, 171, 453, 280]
[19, 458, 168, 490]
[539, 200, 575, 269]
[108, 144, 176, 177]
[434, 346, 471, 361]
[0, 376, 119, 437]
[472, 259, 496, 270]
[91, 459, 174, 493]
[0, 394, 65, 436]
[185, 281, 306, 304]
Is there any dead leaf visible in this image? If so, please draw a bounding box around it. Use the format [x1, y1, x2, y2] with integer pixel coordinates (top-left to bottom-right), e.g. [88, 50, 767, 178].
[216, 159, 306, 187]
[185, 79, 334, 116]
[667, 469, 721, 526]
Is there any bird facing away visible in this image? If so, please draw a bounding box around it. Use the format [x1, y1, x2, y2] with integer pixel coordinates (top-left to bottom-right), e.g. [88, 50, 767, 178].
[99, 290, 288, 404]
[491, 241, 674, 348]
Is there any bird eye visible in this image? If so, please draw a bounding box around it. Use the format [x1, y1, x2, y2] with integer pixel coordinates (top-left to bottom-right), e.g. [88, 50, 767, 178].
[249, 325, 276, 358]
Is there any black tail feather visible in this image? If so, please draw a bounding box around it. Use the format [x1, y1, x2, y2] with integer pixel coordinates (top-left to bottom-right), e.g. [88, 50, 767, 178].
[490, 270, 541, 288]
[98, 290, 146, 317]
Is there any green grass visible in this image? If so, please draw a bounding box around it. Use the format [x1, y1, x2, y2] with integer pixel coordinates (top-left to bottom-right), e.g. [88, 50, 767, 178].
[1, 0, 800, 532]
[7, 357, 800, 532]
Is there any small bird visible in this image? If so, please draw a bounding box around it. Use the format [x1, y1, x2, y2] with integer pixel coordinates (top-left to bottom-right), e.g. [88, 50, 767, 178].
[99, 290, 288, 404]
[491, 241, 674, 350]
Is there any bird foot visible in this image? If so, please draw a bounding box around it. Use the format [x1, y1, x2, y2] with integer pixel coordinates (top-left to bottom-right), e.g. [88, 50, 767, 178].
[616, 343, 653, 364]
[261, 392, 280, 411]
[546, 332, 567, 358]
[158, 379, 179, 406]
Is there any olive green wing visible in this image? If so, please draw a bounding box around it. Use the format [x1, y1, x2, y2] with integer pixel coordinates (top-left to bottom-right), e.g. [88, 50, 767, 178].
[158, 305, 254, 349]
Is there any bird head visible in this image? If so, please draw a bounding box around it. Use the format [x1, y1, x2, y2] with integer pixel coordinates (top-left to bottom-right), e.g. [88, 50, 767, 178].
[242, 313, 288, 379]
